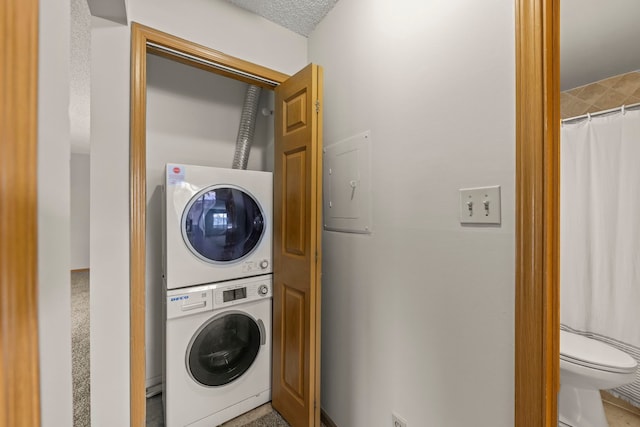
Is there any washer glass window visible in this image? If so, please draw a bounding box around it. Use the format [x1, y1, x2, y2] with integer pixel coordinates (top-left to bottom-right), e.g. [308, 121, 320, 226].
[182, 186, 265, 263]
[187, 313, 261, 387]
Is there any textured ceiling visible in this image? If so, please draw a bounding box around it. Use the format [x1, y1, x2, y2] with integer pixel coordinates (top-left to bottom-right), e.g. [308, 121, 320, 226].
[226, 0, 338, 37]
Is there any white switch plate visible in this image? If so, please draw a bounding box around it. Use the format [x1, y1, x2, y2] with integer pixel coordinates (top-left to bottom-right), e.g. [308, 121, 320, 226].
[392, 413, 407, 427]
[459, 185, 501, 225]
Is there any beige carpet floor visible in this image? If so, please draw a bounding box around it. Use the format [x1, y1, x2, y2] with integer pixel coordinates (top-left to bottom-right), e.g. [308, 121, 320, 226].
[71, 270, 90, 427]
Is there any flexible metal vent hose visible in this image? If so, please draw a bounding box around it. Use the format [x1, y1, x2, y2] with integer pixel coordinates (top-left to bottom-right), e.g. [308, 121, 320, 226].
[232, 84, 262, 170]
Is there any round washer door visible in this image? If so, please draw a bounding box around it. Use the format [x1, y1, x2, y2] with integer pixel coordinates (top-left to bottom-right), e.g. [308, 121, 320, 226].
[182, 185, 265, 263]
[187, 311, 263, 387]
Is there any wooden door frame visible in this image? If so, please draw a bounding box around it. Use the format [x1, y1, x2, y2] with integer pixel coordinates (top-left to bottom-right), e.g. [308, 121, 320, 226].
[129, 22, 289, 426]
[0, 0, 41, 426]
[515, 1, 560, 426]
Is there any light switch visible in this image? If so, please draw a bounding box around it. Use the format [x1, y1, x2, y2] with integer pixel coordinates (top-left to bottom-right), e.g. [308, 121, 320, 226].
[459, 186, 501, 225]
[329, 148, 361, 219]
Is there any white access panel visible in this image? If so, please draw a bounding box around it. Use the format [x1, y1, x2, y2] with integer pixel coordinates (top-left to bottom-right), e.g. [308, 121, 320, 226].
[323, 131, 372, 234]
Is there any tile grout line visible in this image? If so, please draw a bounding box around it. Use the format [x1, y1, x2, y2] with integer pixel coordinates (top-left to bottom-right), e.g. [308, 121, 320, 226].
[603, 400, 640, 419]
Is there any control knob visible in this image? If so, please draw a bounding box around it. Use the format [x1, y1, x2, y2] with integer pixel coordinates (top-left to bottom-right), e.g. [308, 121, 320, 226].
[258, 285, 269, 296]
[260, 259, 269, 269]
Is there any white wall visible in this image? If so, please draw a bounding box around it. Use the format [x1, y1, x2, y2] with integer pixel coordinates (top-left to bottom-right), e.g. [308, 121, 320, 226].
[71, 153, 91, 270]
[144, 53, 273, 388]
[38, 0, 74, 425]
[90, 16, 131, 427]
[90, 2, 306, 423]
[308, 1, 515, 426]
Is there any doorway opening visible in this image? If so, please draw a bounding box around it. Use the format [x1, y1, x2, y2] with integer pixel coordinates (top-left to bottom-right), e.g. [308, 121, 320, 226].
[129, 23, 290, 426]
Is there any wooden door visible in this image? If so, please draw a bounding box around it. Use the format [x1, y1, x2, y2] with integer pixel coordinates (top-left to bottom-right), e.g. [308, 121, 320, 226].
[272, 63, 323, 427]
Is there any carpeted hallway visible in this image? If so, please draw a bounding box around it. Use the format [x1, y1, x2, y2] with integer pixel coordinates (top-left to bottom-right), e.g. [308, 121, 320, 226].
[71, 270, 90, 426]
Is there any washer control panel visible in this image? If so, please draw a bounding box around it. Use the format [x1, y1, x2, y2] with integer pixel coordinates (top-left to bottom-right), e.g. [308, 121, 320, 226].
[166, 274, 272, 319]
[258, 284, 269, 296]
[212, 275, 272, 309]
[166, 288, 212, 320]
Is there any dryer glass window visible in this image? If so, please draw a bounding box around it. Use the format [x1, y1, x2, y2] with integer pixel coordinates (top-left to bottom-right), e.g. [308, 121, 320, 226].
[183, 187, 265, 263]
[188, 313, 261, 387]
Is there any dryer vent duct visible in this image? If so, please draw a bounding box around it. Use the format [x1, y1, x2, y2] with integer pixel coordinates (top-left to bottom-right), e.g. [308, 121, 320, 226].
[232, 84, 262, 170]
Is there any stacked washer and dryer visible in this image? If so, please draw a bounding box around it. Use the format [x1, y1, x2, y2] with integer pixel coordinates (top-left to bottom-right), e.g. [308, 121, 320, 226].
[163, 163, 273, 427]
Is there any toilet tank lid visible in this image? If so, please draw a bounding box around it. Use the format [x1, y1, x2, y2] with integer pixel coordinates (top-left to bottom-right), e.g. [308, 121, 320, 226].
[560, 330, 638, 373]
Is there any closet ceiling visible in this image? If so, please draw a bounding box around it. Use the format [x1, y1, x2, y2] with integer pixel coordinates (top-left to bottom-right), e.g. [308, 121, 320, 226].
[69, 0, 640, 152]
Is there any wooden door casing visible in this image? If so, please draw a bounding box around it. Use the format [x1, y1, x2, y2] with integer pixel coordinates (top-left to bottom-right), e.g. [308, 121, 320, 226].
[515, 1, 560, 426]
[0, 0, 40, 426]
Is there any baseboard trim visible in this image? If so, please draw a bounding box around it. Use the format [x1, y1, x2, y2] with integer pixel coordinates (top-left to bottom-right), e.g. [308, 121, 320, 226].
[71, 268, 89, 273]
[145, 382, 162, 398]
[321, 408, 338, 427]
[601, 390, 640, 417]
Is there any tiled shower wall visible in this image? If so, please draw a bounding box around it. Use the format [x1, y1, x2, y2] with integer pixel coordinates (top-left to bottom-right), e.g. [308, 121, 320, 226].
[561, 71, 640, 119]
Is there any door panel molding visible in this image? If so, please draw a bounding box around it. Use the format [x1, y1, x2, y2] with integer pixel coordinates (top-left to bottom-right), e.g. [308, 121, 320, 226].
[284, 149, 308, 256]
[0, 0, 40, 426]
[514, 1, 560, 426]
[129, 22, 288, 426]
[282, 284, 306, 401]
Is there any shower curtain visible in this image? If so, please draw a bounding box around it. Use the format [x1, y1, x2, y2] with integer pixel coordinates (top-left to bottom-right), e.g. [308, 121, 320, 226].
[561, 108, 640, 407]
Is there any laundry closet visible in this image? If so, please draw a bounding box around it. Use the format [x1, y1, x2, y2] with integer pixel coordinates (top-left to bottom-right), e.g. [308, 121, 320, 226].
[144, 53, 275, 395]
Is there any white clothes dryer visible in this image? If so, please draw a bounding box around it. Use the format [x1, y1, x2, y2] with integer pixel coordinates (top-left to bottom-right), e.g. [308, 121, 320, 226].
[163, 274, 272, 427]
[164, 164, 272, 290]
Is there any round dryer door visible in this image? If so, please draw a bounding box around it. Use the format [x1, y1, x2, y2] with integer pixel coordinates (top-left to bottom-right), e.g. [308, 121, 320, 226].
[182, 185, 265, 263]
[187, 312, 263, 387]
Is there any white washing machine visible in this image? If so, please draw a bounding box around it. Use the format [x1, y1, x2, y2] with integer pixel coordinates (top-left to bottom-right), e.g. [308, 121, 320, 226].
[163, 274, 272, 427]
[164, 164, 272, 289]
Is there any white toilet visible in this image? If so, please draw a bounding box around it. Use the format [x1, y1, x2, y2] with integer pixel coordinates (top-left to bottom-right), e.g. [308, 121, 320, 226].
[559, 330, 638, 427]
